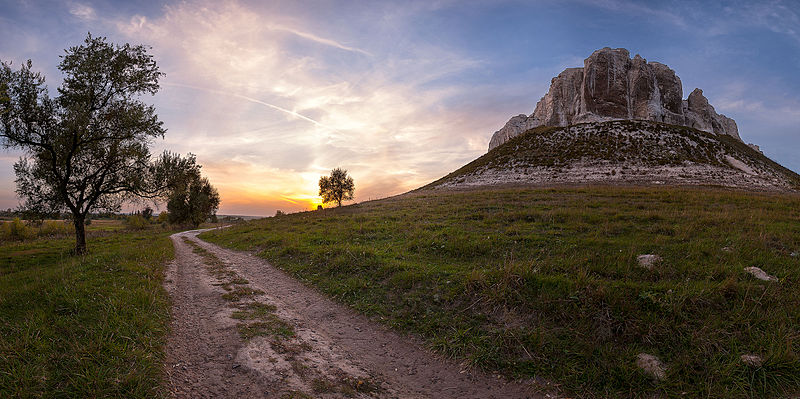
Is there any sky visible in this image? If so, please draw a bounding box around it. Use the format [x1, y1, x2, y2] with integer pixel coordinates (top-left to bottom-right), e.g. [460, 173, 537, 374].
[1, 0, 799, 216]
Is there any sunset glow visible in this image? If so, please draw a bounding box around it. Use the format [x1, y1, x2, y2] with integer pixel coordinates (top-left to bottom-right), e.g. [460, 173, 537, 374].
[2, 1, 799, 216]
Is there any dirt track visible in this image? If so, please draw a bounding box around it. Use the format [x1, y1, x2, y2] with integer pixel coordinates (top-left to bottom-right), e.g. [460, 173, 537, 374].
[163, 229, 542, 398]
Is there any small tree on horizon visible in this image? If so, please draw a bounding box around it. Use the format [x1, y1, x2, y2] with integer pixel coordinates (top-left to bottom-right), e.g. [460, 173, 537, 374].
[318, 167, 354, 207]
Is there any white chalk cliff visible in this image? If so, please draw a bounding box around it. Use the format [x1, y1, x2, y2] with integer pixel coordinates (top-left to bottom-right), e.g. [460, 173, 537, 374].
[489, 48, 741, 150]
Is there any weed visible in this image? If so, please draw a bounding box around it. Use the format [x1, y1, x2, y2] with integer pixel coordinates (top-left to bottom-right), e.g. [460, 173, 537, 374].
[221, 287, 264, 302]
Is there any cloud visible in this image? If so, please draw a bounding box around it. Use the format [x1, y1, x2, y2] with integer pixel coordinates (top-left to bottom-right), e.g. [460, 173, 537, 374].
[736, 1, 800, 44]
[574, 0, 687, 28]
[68, 3, 96, 21]
[110, 0, 490, 215]
[265, 24, 371, 56]
[713, 80, 800, 125]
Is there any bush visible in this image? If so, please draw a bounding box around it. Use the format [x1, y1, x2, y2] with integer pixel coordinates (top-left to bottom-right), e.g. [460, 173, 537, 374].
[157, 212, 169, 224]
[38, 220, 73, 237]
[125, 215, 149, 230]
[2, 218, 32, 240]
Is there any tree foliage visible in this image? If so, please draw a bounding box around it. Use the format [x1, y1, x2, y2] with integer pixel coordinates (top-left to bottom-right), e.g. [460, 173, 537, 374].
[166, 174, 220, 227]
[319, 167, 354, 207]
[0, 34, 165, 254]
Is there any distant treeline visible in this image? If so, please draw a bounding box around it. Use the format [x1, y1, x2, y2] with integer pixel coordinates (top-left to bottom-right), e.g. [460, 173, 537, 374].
[0, 208, 159, 220]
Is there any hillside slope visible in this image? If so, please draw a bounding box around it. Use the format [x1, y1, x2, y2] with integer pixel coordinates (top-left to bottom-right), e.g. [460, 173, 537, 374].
[427, 120, 800, 191]
[200, 187, 800, 398]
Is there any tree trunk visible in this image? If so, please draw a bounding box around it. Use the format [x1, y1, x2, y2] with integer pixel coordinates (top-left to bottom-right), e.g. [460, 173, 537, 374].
[73, 214, 87, 255]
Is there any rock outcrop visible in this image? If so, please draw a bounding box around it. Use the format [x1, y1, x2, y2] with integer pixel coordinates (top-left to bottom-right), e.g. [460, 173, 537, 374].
[489, 48, 741, 150]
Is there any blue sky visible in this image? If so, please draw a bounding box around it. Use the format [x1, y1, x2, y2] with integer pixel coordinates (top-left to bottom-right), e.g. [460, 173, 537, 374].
[1, 0, 799, 215]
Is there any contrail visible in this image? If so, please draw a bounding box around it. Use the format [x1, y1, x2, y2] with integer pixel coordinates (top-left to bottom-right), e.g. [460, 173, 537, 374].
[267, 24, 371, 56]
[164, 82, 341, 133]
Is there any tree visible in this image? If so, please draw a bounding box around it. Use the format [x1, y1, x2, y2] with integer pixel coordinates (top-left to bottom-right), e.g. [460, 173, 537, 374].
[141, 206, 154, 220]
[147, 150, 218, 227]
[166, 174, 220, 227]
[0, 34, 165, 254]
[318, 167, 354, 207]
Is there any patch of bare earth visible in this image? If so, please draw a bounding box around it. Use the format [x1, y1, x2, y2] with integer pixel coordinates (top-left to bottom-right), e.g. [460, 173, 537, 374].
[164, 229, 543, 398]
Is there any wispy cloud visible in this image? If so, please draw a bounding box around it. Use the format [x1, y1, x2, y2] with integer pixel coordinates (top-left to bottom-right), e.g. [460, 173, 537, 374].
[265, 23, 371, 56]
[163, 82, 344, 134]
[574, 0, 687, 28]
[731, 1, 800, 44]
[111, 0, 488, 215]
[68, 2, 96, 21]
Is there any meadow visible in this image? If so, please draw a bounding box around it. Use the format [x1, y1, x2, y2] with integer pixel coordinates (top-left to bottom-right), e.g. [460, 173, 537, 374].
[200, 186, 800, 398]
[0, 220, 174, 398]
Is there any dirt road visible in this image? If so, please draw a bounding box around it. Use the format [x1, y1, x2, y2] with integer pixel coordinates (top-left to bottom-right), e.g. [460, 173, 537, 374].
[163, 229, 543, 398]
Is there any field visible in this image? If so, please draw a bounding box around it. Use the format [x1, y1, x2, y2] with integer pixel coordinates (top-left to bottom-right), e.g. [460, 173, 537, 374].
[200, 186, 800, 398]
[0, 222, 175, 398]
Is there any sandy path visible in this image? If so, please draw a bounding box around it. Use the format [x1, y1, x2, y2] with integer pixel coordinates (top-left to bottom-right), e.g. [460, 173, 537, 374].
[164, 229, 543, 398]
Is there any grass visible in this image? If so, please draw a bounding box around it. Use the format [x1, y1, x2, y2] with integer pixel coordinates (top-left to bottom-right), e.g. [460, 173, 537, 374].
[231, 301, 289, 338]
[200, 186, 800, 398]
[181, 238, 286, 340]
[0, 226, 175, 398]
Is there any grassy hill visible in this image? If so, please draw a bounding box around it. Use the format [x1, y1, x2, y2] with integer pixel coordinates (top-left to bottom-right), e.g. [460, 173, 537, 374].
[200, 186, 800, 398]
[423, 120, 800, 191]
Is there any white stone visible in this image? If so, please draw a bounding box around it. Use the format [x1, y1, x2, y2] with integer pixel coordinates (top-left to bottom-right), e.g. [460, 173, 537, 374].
[637, 254, 662, 270]
[740, 354, 763, 367]
[744, 267, 778, 282]
[636, 353, 667, 380]
[725, 155, 755, 175]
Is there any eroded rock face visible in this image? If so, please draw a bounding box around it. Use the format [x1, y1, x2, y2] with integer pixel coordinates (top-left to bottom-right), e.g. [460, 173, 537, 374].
[487, 114, 537, 151]
[489, 48, 742, 150]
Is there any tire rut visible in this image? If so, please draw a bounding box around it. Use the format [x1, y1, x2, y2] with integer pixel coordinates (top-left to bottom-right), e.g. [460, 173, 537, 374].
[164, 229, 544, 398]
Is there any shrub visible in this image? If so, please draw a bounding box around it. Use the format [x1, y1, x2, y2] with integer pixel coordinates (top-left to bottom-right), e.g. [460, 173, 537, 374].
[38, 220, 73, 237]
[125, 214, 149, 230]
[157, 212, 169, 223]
[2, 218, 33, 240]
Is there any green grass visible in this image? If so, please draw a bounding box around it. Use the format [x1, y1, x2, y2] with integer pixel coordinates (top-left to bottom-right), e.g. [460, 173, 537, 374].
[231, 302, 294, 340]
[200, 186, 800, 398]
[0, 227, 175, 398]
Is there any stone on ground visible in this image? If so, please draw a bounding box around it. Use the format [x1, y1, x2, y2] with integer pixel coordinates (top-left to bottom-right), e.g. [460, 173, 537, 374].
[637, 254, 662, 270]
[636, 353, 667, 380]
[744, 267, 778, 282]
[740, 354, 764, 367]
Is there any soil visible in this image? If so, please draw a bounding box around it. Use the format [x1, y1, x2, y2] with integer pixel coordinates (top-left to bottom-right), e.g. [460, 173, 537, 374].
[163, 229, 545, 398]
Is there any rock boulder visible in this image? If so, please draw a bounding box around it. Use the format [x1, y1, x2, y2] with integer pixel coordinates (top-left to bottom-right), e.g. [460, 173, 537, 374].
[489, 48, 742, 150]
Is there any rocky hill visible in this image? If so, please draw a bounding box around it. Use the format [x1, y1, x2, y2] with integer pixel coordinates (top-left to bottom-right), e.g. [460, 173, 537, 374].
[427, 120, 800, 191]
[422, 48, 799, 192]
[489, 48, 742, 150]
